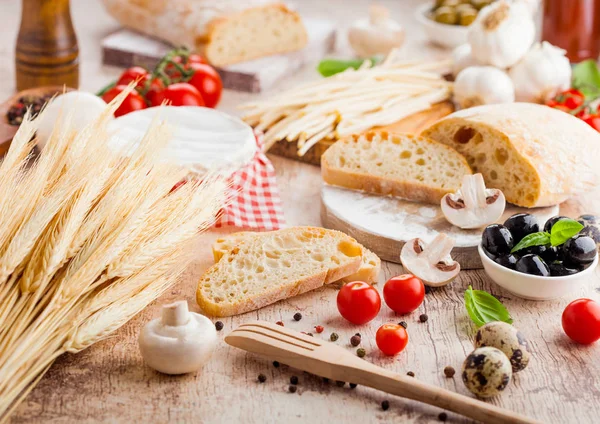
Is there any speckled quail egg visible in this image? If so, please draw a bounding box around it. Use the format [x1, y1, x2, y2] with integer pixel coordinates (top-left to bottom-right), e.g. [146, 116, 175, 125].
[474, 321, 531, 373]
[578, 215, 600, 251]
[462, 347, 512, 398]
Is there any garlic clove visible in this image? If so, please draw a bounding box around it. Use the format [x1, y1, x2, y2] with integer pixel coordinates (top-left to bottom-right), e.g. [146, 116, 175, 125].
[452, 44, 480, 77]
[454, 66, 514, 109]
[348, 5, 405, 58]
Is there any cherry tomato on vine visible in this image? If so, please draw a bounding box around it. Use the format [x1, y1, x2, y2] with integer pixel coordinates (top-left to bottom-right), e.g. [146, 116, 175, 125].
[562, 298, 600, 344]
[187, 53, 207, 65]
[116, 66, 149, 89]
[376, 324, 408, 356]
[145, 78, 166, 105]
[547, 89, 585, 111]
[583, 114, 600, 132]
[101, 85, 147, 117]
[337, 281, 381, 325]
[383, 274, 425, 315]
[188, 63, 223, 108]
[149, 82, 205, 107]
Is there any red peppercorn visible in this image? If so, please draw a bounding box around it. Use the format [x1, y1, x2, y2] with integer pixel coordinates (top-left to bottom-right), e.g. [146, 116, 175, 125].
[315, 325, 324, 333]
[276, 321, 284, 326]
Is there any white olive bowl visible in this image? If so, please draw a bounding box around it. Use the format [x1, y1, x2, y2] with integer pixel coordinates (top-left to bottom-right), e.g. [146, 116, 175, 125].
[415, 3, 469, 49]
[478, 245, 599, 301]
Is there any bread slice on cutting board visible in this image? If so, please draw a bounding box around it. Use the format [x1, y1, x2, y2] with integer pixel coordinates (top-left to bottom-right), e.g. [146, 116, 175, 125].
[197, 227, 364, 317]
[212, 231, 380, 284]
[421, 103, 600, 207]
[321, 130, 472, 204]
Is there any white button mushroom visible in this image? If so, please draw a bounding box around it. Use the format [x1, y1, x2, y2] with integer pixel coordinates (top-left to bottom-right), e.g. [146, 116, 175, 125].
[138, 300, 217, 375]
[400, 233, 460, 287]
[348, 5, 405, 58]
[441, 174, 506, 229]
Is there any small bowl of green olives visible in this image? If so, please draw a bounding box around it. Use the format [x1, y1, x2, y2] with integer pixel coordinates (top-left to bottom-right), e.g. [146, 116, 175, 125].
[416, 0, 495, 48]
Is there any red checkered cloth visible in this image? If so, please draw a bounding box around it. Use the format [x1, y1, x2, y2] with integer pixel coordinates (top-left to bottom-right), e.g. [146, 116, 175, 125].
[215, 133, 285, 230]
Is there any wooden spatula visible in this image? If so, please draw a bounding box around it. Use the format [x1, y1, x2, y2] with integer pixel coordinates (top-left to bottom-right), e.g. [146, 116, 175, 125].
[225, 321, 539, 424]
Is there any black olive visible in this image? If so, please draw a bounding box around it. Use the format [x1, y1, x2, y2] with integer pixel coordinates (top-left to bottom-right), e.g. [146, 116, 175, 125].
[482, 224, 514, 256]
[522, 245, 558, 263]
[515, 254, 550, 276]
[494, 254, 518, 270]
[504, 213, 539, 244]
[548, 261, 579, 277]
[543, 216, 570, 233]
[562, 235, 597, 265]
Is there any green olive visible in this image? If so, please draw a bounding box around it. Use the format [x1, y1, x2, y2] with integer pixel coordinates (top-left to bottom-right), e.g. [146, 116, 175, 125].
[456, 4, 477, 14]
[434, 6, 459, 25]
[470, 0, 493, 10]
[442, 0, 461, 7]
[434, 0, 446, 8]
[459, 9, 478, 25]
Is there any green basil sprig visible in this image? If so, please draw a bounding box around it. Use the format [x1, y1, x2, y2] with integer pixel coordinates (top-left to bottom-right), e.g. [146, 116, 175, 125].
[317, 57, 380, 77]
[510, 218, 583, 253]
[572, 59, 600, 99]
[465, 286, 513, 327]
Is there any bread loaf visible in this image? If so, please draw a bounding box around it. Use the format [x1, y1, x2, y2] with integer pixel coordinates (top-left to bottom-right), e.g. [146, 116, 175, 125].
[212, 231, 380, 284]
[101, 1, 308, 66]
[197, 227, 363, 316]
[321, 131, 472, 204]
[421, 103, 600, 207]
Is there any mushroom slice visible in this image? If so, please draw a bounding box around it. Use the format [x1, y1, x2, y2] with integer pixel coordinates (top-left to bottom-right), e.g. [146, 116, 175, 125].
[441, 173, 506, 230]
[400, 233, 460, 287]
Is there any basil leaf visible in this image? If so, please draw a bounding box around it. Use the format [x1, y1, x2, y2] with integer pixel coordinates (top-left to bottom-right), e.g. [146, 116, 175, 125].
[550, 219, 584, 246]
[317, 57, 379, 77]
[572, 60, 600, 98]
[510, 232, 550, 253]
[464, 286, 513, 327]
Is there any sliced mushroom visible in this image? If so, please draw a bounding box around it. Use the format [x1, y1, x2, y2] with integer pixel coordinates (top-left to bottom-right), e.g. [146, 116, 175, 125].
[400, 233, 461, 287]
[441, 173, 505, 229]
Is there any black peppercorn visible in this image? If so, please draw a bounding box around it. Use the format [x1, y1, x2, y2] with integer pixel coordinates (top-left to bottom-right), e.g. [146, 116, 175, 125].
[349, 383, 358, 389]
[381, 400, 390, 411]
[407, 371, 415, 377]
[443, 366, 455, 378]
[290, 376, 299, 385]
[419, 314, 428, 323]
[399, 321, 408, 329]
[350, 335, 361, 347]
[215, 321, 224, 331]
[258, 374, 267, 383]
[438, 412, 448, 422]
[336, 380, 345, 387]
[289, 385, 297, 393]
[273, 361, 280, 368]
[293, 312, 302, 321]
[330, 332, 339, 341]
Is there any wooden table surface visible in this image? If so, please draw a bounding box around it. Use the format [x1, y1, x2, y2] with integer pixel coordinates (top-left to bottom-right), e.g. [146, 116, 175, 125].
[1, 1, 600, 423]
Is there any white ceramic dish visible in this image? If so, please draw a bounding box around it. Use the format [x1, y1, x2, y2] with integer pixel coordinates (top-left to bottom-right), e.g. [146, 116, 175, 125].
[415, 3, 469, 49]
[478, 245, 598, 300]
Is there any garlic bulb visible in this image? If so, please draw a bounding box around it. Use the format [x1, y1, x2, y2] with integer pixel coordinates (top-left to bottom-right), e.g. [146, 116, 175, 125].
[508, 42, 571, 103]
[454, 66, 515, 109]
[348, 5, 404, 57]
[467, 1, 535, 68]
[452, 44, 479, 77]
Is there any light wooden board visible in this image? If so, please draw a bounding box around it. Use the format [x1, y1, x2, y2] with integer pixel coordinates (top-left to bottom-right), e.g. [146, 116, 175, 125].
[268, 101, 455, 166]
[321, 185, 560, 269]
[101, 19, 336, 93]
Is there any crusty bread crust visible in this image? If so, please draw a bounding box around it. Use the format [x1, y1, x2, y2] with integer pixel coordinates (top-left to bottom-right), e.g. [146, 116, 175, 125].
[321, 131, 472, 204]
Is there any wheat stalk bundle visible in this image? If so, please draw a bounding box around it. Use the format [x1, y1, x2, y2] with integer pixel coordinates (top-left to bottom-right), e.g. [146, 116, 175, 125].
[0, 91, 228, 421]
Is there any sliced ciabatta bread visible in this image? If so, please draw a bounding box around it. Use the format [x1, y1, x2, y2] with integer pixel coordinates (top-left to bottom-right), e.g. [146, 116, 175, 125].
[321, 131, 472, 204]
[212, 231, 380, 284]
[197, 227, 363, 316]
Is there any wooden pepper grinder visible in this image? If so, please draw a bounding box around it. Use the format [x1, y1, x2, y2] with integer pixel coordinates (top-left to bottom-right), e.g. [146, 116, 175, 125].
[15, 0, 79, 90]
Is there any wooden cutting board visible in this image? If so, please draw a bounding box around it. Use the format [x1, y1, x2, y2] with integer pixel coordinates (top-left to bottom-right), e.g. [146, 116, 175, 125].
[268, 101, 455, 166]
[321, 185, 560, 269]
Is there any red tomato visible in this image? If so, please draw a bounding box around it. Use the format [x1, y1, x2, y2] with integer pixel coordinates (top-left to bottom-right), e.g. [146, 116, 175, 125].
[337, 282, 381, 325]
[145, 78, 166, 105]
[376, 324, 409, 356]
[150, 83, 205, 107]
[187, 63, 222, 108]
[383, 274, 425, 315]
[187, 53, 207, 65]
[101, 85, 147, 117]
[116, 66, 149, 89]
[562, 89, 585, 109]
[583, 114, 600, 132]
[562, 299, 600, 344]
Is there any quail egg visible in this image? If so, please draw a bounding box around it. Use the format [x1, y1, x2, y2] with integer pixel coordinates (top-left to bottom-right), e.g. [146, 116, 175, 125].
[474, 322, 531, 373]
[462, 347, 512, 398]
[578, 214, 600, 251]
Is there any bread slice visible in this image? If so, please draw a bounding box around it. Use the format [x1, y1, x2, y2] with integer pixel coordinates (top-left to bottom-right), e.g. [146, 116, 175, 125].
[212, 231, 380, 284]
[421, 103, 600, 207]
[321, 131, 472, 204]
[197, 227, 363, 316]
[203, 4, 308, 66]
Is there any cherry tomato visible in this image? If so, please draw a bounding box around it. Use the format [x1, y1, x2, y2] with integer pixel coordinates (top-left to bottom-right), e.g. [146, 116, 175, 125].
[337, 281, 381, 325]
[188, 63, 223, 108]
[376, 324, 409, 356]
[383, 274, 425, 315]
[187, 53, 207, 65]
[583, 114, 600, 132]
[145, 78, 166, 105]
[101, 85, 147, 117]
[116, 66, 149, 89]
[164, 55, 185, 79]
[150, 82, 205, 107]
[562, 298, 600, 344]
